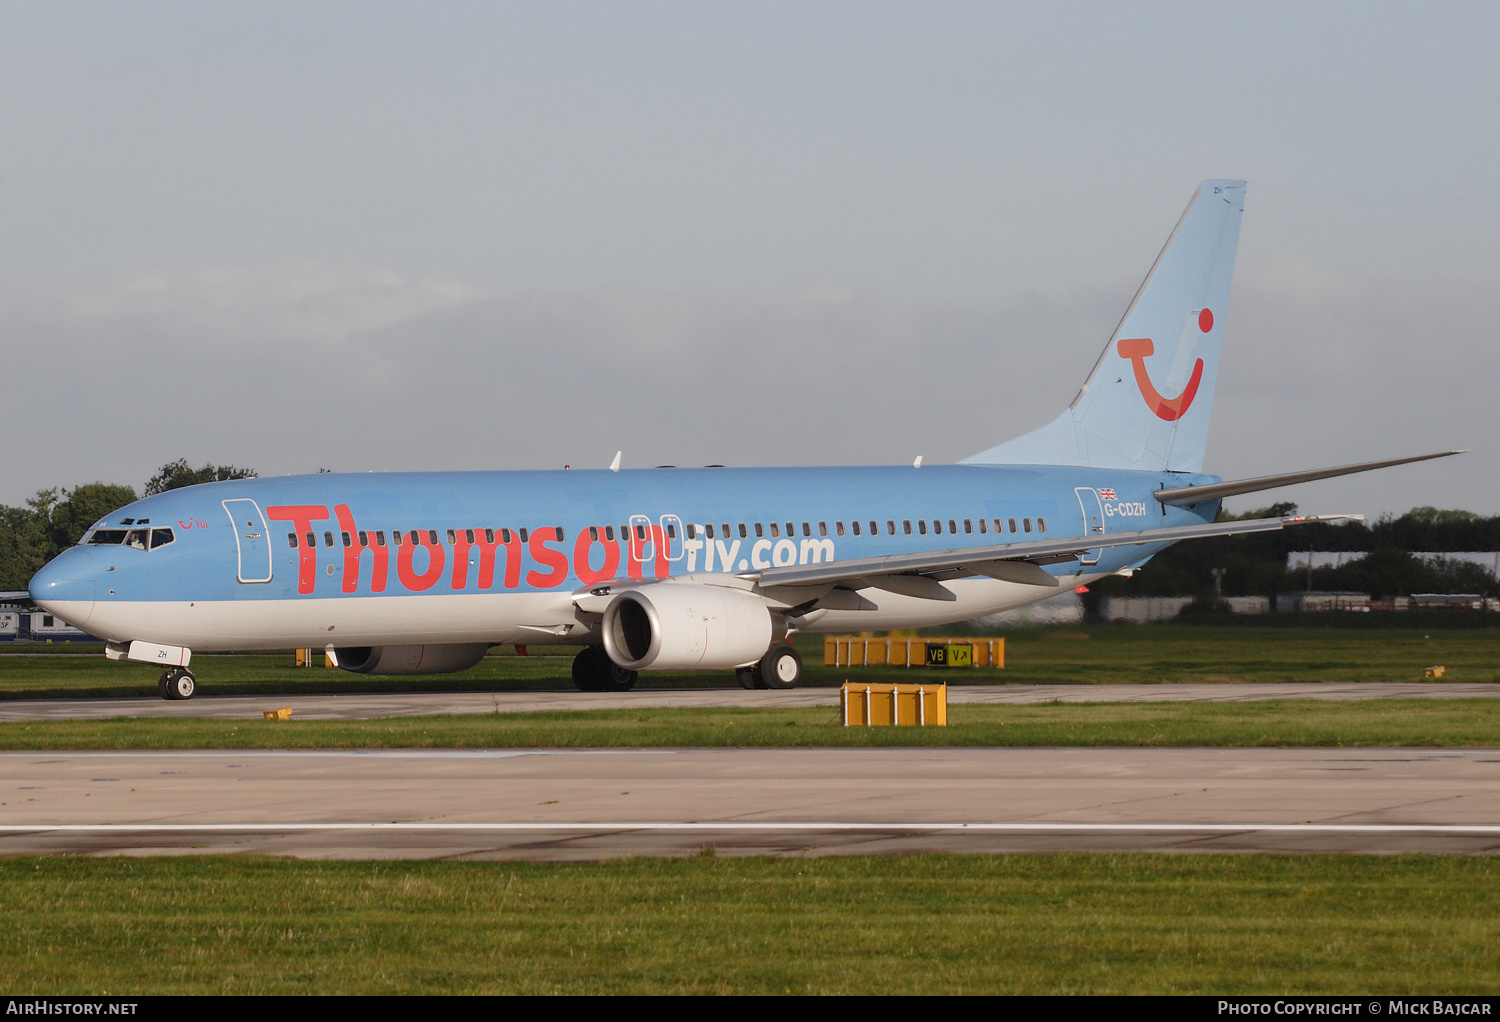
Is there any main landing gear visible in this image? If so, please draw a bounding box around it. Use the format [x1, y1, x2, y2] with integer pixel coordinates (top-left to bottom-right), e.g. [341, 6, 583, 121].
[735, 644, 803, 690]
[572, 646, 638, 692]
[158, 668, 196, 701]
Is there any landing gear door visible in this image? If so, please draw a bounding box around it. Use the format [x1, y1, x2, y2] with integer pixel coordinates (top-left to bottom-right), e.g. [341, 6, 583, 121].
[223, 499, 273, 583]
[1074, 487, 1105, 566]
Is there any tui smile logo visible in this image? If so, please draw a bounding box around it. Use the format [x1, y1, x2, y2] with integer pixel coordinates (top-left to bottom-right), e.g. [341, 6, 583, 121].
[1116, 308, 1213, 421]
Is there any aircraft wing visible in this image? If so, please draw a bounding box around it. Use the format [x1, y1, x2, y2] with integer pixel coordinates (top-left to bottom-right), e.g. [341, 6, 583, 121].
[752, 513, 1361, 592]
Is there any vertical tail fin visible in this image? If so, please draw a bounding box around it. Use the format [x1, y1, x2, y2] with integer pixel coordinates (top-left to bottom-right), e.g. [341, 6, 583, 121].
[963, 179, 1246, 473]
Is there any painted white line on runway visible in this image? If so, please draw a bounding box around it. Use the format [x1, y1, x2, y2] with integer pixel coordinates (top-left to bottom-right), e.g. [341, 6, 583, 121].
[2, 822, 1500, 834]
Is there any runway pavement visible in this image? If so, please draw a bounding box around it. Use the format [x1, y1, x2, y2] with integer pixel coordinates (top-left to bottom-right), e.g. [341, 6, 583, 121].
[2, 746, 1498, 858]
[2, 681, 1498, 721]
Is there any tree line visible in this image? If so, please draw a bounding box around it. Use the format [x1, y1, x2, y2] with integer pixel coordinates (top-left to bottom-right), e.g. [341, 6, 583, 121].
[0, 460, 254, 591]
[1089, 503, 1500, 608]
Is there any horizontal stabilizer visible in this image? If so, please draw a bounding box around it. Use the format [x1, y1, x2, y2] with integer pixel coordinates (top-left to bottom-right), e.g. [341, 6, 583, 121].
[1155, 451, 1466, 506]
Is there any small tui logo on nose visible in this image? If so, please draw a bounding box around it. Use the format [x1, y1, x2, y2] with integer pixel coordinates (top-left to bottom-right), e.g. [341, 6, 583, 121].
[1116, 308, 1212, 421]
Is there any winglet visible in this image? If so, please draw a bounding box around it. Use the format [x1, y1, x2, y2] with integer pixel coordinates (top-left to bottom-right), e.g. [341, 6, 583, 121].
[609, 451, 621, 473]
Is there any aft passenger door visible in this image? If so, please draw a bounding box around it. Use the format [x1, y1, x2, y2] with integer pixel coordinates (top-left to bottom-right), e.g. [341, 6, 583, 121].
[222, 499, 273, 583]
[1074, 487, 1105, 566]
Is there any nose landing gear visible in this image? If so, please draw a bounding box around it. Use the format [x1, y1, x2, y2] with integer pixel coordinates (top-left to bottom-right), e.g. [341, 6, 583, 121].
[158, 668, 196, 700]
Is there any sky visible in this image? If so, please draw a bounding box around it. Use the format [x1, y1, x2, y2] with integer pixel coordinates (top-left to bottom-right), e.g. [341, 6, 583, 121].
[1, 1, 1495, 518]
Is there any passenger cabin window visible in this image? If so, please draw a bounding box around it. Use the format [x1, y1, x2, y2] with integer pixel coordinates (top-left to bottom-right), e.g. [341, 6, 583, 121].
[305, 532, 316, 548]
[1009, 518, 1018, 533]
[722, 523, 731, 539]
[818, 522, 828, 537]
[376, 531, 387, 547]
[519, 528, 529, 542]
[932, 520, 942, 534]
[836, 522, 845, 537]
[888, 520, 897, 535]
[286, 532, 297, 548]
[393, 531, 403, 546]
[754, 523, 764, 538]
[604, 526, 614, 541]
[705, 523, 715, 539]
[785, 522, 794, 536]
[801, 522, 810, 537]
[428, 530, 440, 545]
[359, 531, 369, 547]
[851, 521, 860, 536]
[500, 529, 512, 543]
[686, 524, 697, 540]
[871, 521, 879, 535]
[770, 523, 780, 538]
[1038, 518, 1047, 533]
[964, 519, 973, 534]
[465, 529, 475, 544]
[589, 526, 599, 542]
[737, 523, 746, 539]
[978, 519, 987, 534]
[1023, 518, 1032, 533]
[322, 531, 333, 547]
[341, 532, 352, 547]
[554, 527, 564, 542]
[949, 519, 958, 534]
[447, 530, 457, 545]
[918, 520, 927, 535]
[903, 520, 912, 535]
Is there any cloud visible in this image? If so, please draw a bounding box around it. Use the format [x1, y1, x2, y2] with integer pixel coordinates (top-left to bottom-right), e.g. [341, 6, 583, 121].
[0, 261, 1490, 519]
[7, 260, 485, 347]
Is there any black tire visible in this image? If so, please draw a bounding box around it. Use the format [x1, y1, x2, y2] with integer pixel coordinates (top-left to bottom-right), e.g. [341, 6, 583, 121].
[158, 673, 171, 700]
[163, 669, 195, 700]
[572, 646, 638, 693]
[758, 645, 802, 690]
[734, 666, 758, 690]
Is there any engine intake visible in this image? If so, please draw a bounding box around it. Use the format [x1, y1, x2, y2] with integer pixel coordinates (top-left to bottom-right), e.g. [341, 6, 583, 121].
[602, 583, 773, 671]
[331, 643, 489, 675]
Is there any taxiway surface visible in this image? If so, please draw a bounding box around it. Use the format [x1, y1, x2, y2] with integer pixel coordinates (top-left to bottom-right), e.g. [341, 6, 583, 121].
[2, 682, 1496, 721]
[2, 747, 1498, 858]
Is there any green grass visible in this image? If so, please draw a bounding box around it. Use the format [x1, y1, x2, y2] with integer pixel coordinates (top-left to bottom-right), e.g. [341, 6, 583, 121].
[2, 854, 1496, 994]
[3, 698, 1499, 749]
[3, 625, 1500, 700]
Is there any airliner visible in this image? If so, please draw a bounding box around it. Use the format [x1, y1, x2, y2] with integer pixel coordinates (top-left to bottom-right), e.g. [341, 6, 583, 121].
[28, 180, 1458, 699]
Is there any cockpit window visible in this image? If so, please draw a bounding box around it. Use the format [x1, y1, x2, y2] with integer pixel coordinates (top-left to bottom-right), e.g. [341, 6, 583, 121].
[86, 527, 176, 550]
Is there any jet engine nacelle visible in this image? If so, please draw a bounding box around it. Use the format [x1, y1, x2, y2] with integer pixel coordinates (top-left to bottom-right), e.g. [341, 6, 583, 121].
[602, 583, 773, 671]
[332, 643, 490, 675]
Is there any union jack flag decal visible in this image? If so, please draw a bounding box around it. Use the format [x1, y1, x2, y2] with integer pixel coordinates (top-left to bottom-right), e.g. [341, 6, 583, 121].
[1098, 488, 1117, 500]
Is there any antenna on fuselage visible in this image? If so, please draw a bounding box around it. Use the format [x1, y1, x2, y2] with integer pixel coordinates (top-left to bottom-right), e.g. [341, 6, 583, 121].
[609, 451, 622, 473]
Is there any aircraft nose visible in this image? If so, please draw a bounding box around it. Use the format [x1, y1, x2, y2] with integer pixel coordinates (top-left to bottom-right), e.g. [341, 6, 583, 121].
[29, 547, 97, 627]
